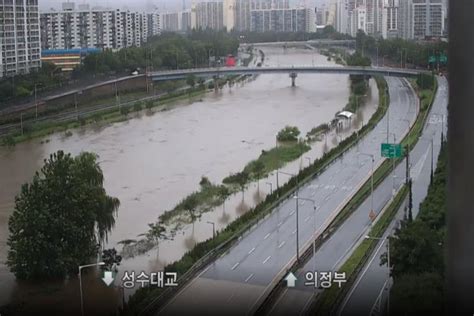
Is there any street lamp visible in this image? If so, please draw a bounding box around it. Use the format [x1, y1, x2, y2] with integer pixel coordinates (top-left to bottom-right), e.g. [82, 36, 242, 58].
[78, 261, 105, 316]
[420, 134, 435, 183]
[275, 170, 297, 191]
[208, 48, 214, 68]
[376, 44, 379, 67]
[365, 235, 391, 315]
[20, 112, 24, 135]
[293, 195, 318, 263]
[207, 221, 216, 238]
[34, 83, 42, 119]
[114, 81, 120, 110]
[358, 152, 376, 222]
[400, 118, 412, 184]
[266, 182, 273, 195]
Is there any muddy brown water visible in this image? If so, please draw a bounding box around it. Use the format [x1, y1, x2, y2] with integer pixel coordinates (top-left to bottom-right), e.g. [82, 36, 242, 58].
[0, 47, 377, 315]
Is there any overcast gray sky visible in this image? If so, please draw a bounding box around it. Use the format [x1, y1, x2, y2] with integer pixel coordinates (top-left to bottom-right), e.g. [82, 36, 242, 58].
[40, 0, 328, 12]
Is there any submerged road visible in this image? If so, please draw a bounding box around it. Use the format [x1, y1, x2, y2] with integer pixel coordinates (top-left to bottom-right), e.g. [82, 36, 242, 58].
[157, 77, 418, 316]
[337, 76, 448, 316]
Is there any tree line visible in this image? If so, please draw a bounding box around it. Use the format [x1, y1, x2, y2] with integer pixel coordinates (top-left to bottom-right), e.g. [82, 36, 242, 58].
[387, 141, 447, 315]
[0, 30, 240, 108]
[355, 30, 448, 69]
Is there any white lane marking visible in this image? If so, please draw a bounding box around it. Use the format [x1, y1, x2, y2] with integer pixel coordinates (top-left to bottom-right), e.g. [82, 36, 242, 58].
[324, 195, 331, 201]
[311, 190, 316, 197]
[292, 229, 297, 235]
[264, 233, 271, 240]
[248, 247, 256, 255]
[301, 200, 306, 205]
[277, 221, 283, 227]
[231, 262, 240, 270]
[304, 216, 311, 222]
[290, 210, 295, 216]
[278, 241, 286, 248]
[263, 256, 271, 264]
[227, 292, 236, 303]
[245, 273, 254, 283]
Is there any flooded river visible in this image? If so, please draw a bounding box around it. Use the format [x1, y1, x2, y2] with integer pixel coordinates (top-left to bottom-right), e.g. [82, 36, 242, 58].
[0, 47, 377, 315]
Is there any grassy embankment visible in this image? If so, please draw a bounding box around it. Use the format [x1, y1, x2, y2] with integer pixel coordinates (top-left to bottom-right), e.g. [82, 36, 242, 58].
[0, 83, 209, 146]
[1, 49, 258, 147]
[123, 77, 390, 315]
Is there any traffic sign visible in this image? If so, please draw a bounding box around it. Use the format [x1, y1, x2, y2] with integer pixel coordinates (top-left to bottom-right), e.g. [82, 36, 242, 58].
[439, 54, 448, 64]
[381, 143, 403, 158]
[429, 55, 437, 63]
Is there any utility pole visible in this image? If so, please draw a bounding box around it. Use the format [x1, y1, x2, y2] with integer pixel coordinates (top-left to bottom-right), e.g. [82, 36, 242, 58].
[295, 193, 300, 262]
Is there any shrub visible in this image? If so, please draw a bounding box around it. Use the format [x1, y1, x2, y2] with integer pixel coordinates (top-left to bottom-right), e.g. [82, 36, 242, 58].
[133, 102, 143, 112]
[120, 106, 130, 116]
[2, 135, 16, 147]
[145, 100, 154, 109]
[277, 126, 300, 142]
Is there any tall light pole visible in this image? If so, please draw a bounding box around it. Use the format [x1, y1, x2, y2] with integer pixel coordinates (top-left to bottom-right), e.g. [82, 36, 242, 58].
[276, 170, 297, 191]
[359, 153, 376, 222]
[400, 118, 411, 184]
[293, 195, 318, 262]
[294, 193, 300, 262]
[420, 135, 435, 184]
[20, 113, 24, 135]
[78, 261, 105, 316]
[207, 221, 216, 238]
[365, 235, 391, 315]
[376, 45, 379, 67]
[266, 182, 273, 195]
[34, 83, 41, 119]
[114, 81, 120, 110]
[208, 48, 214, 68]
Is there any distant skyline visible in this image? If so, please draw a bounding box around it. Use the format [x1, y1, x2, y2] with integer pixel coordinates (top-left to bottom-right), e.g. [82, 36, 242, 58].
[39, 0, 328, 12]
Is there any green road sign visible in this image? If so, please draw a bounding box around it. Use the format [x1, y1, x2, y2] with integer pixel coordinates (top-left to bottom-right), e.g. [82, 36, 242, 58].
[429, 55, 437, 63]
[381, 143, 403, 158]
[440, 54, 448, 64]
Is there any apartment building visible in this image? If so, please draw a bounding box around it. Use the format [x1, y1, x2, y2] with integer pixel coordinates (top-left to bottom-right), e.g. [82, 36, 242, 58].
[40, 2, 160, 51]
[194, 1, 224, 30]
[349, 5, 367, 36]
[412, 0, 444, 39]
[0, 0, 41, 78]
[250, 8, 316, 32]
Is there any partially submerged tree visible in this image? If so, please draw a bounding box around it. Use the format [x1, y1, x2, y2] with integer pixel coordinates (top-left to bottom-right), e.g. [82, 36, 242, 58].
[251, 160, 266, 193]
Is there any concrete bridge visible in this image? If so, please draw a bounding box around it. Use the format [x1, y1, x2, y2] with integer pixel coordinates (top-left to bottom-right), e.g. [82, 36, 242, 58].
[239, 39, 356, 48]
[149, 66, 427, 87]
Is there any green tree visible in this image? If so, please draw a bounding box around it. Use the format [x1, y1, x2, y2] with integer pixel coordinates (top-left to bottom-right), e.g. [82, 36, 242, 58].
[251, 161, 266, 193]
[186, 74, 197, 89]
[182, 195, 199, 228]
[390, 272, 444, 315]
[277, 126, 301, 142]
[145, 222, 167, 258]
[7, 151, 120, 279]
[235, 171, 249, 200]
[101, 248, 122, 272]
[385, 221, 444, 278]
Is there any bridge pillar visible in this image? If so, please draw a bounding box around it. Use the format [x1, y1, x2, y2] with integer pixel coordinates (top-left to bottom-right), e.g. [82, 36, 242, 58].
[290, 72, 298, 87]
